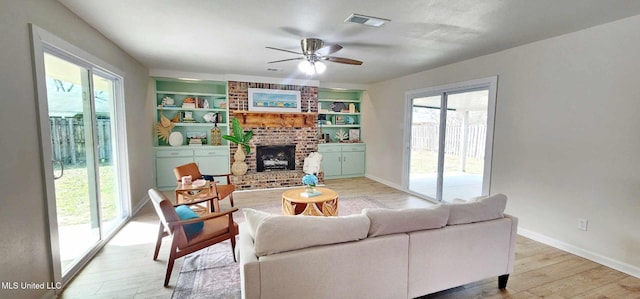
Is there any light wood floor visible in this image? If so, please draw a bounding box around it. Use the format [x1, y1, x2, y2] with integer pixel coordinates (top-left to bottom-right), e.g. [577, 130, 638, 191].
[59, 177, 640, 299]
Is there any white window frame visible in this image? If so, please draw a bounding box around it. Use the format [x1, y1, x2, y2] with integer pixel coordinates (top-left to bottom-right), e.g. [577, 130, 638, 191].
[30, 24, 131, 290]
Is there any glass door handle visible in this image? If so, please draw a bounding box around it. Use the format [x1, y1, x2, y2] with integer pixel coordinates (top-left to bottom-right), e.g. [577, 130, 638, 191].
[53, 160, 64, 180]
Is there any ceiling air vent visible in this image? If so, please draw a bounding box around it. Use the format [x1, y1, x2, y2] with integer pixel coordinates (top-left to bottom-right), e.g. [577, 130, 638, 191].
[344, 13, 390, 27]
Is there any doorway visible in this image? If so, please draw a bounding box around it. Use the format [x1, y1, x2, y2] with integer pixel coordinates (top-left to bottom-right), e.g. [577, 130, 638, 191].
[31, 25, 130, 287]
[405, 77, 497, 202]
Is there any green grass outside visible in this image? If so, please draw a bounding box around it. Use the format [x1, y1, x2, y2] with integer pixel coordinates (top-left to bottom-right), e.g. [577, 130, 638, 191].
[55, 164, 117, 226]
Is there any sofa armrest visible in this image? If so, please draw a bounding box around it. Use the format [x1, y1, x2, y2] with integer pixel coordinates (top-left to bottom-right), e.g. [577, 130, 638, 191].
[239, 223, 260, 299]
[504, 214, 519, 274]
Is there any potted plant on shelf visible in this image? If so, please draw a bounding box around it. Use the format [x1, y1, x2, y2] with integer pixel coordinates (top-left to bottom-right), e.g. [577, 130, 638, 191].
[222, 118, 254, 176]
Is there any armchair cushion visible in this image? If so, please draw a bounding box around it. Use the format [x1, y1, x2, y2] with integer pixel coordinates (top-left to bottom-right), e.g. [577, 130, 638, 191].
[175, 205, 204, 237]
[187, 216, 238, 246]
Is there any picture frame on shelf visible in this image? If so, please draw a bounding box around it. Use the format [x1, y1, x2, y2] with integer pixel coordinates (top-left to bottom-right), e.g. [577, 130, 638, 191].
[248, 88, 301, 112]
[349, 129, 360, 142]
[182, 111, 195, 123]
[187, 131, 207, 146]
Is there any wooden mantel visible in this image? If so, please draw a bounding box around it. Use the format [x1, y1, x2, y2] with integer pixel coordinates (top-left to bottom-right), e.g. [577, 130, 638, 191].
[233, 111, 317, 128]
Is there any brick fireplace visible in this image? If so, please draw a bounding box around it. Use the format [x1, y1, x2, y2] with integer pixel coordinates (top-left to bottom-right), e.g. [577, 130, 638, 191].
[227, 81, 323, 190]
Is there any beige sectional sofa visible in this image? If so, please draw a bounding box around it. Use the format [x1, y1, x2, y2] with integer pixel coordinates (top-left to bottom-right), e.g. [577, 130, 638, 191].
[238, 194, 518, 299]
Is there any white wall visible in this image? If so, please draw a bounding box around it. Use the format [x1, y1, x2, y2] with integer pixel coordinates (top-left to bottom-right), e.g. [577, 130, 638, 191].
[0, 1, 151, 298]
[366, 15, 640, 274]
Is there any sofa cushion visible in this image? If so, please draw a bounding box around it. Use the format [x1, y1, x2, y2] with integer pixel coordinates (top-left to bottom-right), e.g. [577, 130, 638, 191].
[364, 205, 450, 237]
[447, 193, 507, 225]
[243, 208, 274, 240]
[254, 214, 370, 257]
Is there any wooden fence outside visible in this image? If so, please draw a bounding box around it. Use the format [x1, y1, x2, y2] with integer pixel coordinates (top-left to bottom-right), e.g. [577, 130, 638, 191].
[411, 123, 486, 159]
[50, 117, 112, 165]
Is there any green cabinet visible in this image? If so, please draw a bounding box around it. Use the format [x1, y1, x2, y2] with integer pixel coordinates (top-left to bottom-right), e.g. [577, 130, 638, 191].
[193, 148, 230, 183]
[318, 143, 366, 179]
[321, 151, 343, 177]
[155, 149, 194, 189]
[155, 147, 230, 190]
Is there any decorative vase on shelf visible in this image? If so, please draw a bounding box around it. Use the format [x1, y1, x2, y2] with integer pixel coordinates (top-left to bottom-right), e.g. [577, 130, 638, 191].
[210, 124, 222, 146]
[231, 147, 248, 176]
[222, 118, 254, 176]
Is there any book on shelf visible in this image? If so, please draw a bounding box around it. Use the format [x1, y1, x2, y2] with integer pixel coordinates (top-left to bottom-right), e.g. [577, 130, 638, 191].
[182, 103, 196, 109]
[188, 139, 203, 146]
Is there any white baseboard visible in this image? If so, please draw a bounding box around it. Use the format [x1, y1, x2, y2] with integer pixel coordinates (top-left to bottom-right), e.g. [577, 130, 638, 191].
[365, 174, 403, 190]
[518, 228, 640, 278]
[131, 195, 149, 216]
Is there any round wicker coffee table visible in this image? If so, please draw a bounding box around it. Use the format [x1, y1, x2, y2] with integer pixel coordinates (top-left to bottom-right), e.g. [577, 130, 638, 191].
[281, 187, 338, 216]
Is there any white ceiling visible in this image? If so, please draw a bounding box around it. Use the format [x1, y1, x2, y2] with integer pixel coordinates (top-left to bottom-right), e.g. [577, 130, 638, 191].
[58, 0, 640, 85]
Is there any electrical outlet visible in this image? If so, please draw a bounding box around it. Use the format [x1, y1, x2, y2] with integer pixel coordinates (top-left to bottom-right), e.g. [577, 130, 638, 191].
[578, 218, 588, 231]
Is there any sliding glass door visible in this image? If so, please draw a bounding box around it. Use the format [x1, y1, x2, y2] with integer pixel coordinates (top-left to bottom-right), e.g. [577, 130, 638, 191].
[45, 53, 101, 273]
[31, 24, 130, 288]
[43, 51, 127, 280]
[406, 78, 496, 202]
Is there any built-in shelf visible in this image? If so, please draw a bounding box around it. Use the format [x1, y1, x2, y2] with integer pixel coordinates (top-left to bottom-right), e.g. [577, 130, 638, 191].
[157, 106, 227, 112]
[233, 111, 316, 128]
[174, 123, 228, 127]
[320, 124, 361, 128]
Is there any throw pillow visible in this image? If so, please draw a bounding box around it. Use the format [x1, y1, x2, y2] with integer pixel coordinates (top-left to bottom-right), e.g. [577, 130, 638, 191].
[243, 208, 275, 239]
[364, 204, 450, 237]
[447, 193, 507, 225]
[253, 214, 370, 257]
[174, 205, 204, 237]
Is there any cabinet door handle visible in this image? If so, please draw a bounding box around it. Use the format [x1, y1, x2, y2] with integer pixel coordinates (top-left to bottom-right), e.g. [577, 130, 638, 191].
[343, 156, 346, 162]
[170, 152, 178, 156]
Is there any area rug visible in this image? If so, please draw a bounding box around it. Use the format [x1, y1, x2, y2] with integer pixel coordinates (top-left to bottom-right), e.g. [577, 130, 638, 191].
[171, 195, 386, 299]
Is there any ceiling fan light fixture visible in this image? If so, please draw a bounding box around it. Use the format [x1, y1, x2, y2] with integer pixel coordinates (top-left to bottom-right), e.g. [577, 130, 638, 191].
[298, 60, 315, 75]
[345, 13, 390, 27]
[314, 61, 326, 74]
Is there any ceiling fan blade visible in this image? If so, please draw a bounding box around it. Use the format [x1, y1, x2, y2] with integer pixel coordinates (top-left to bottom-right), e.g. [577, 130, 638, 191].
[324, 56, 363, 65]
[266, 46, 302, 55]
[267, 57, 303, 64]
[315, 44, 343, 56]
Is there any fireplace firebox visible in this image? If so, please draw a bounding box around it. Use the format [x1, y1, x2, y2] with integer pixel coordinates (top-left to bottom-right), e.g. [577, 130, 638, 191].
[256, 145, 296, 172]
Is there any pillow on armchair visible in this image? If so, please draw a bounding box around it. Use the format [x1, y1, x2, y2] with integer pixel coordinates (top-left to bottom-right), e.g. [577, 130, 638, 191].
[175, 205, 204, 237]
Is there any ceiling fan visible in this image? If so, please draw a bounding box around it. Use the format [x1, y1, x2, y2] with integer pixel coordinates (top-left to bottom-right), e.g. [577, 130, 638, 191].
[266, 38, 363, 75]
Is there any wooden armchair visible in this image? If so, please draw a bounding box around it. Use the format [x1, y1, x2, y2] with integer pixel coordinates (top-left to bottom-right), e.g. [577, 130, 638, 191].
[148, 188, 238, 286]
[174, 162, 236, 211]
